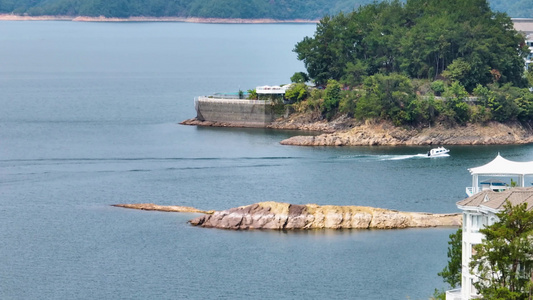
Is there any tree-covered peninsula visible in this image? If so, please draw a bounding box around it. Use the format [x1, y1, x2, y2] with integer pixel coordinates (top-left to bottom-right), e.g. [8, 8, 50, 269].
[286, 0, 533, 129]
[0, 0, 531, 19]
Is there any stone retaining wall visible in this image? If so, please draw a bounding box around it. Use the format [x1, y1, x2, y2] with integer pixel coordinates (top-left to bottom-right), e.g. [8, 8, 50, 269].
[195, 97, 274, 126]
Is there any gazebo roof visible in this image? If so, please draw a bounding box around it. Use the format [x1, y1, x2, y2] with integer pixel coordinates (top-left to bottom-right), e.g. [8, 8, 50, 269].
[468, 154, 533, 176]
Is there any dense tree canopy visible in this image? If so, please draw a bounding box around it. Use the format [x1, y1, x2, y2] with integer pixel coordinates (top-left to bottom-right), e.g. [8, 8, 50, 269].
[0, 0, 530, 20]
[294, 0, 529, 90]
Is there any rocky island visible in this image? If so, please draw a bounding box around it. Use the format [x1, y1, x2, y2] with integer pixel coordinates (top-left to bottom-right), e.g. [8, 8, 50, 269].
[113, 201, 462, 230]
[181, 9, 533, 147]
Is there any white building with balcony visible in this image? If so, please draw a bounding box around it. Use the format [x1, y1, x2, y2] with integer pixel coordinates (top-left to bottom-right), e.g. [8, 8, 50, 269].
[447, 153, 533, 300]
[513, 18, 533, 70]
[447, 187, 533, 300]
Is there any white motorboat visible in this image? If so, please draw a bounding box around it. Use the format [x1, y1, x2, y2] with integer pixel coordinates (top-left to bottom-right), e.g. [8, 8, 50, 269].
[427, 147, 450, 157]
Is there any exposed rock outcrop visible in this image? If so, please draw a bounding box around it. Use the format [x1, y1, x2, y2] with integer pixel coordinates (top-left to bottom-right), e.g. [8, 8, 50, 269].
[188, 201, 462, 230]
[279, 121, 533, 146]
[112, 203, 214, 214]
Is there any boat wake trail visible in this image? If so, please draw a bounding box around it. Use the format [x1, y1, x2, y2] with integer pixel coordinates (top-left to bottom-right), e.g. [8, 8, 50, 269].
[380, 153, 449, 160]
[381, 154, 424, 160]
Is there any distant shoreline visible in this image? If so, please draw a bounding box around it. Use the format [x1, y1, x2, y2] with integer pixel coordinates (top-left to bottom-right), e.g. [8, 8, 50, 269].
[0, 14, 318, 24]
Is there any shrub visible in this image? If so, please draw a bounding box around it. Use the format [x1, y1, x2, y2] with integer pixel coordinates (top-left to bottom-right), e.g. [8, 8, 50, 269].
[321, 79, 342, 119]
[284, 83, 308, 103]
[430, 80, 446, 96]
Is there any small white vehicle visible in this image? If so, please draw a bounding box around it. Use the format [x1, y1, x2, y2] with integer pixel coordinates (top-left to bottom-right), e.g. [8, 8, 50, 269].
[427, 147, 450, 157]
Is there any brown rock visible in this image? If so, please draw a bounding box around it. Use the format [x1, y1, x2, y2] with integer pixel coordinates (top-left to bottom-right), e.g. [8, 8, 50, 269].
[279, 121, 533, 146]
[188, 202, 462, 230]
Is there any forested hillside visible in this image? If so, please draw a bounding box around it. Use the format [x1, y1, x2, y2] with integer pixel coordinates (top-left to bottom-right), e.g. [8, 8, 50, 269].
[0, 0, 531, 19]
[0, 0, 376, 19]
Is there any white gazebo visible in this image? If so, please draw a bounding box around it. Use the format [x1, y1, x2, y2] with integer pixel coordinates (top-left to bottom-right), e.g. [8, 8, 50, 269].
[467, 154, 533, 196]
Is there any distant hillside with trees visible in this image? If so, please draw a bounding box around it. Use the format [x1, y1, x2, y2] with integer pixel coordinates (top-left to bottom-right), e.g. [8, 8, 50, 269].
[0, 0, 374, 19]
[0, 0, 531, 19]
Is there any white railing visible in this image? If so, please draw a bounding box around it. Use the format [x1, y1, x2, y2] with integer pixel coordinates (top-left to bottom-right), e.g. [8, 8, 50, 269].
[256, 85, 289, 94]
[466, 187, 478, 197]
[445, 288, 462, 300]
[195, 96, 271, 105]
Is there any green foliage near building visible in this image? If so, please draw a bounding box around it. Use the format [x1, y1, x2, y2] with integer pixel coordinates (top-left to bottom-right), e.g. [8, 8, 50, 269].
[470, 202, 533, 300]
[291, 79, 533, 127]
[473, 84, 533, 123]
[284, 83, 308, 103]
[438, 228, 463, 289]
[247, 88, 258, 100]
[527, 68, 533, 89]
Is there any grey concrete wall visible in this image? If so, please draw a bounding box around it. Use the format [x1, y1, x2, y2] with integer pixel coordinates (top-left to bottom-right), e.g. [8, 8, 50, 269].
[195, 97, 274, 126]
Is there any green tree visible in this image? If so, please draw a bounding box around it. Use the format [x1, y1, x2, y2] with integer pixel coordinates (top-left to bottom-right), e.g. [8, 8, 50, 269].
[341, 61, 368, 87]
[470, 201, 533, 300]
[527, 68, 533, 89]
[322, 79, 342, 119]
[355, 73, 416, 125]
[431, 80, 446, 96]
[474, 83, 524, 122]
[247, 88, 258, 100]
[442, 58, 473, 87]
[284, 83, 308, 103]
[438, 228, 463, 288]
[290, 72, 310, 84]
[443, 82, 470, 125]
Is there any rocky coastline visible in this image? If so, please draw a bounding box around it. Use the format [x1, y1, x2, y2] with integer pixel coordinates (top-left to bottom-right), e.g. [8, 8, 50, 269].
[113, 201, 462, 230]
[279, 120, 533, 146]
[182, 114, 533, 146]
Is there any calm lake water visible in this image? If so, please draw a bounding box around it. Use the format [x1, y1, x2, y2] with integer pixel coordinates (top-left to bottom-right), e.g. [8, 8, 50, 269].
[2, 21, 533, 300]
